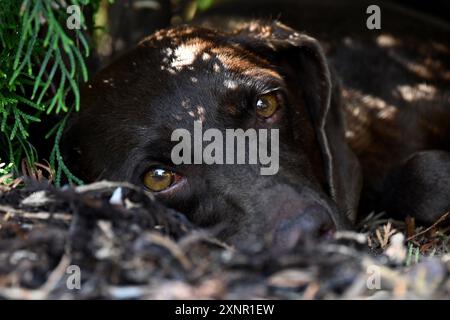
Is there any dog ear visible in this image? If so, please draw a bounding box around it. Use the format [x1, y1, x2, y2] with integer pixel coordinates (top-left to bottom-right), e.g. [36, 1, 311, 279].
[232, 21, 361, 224]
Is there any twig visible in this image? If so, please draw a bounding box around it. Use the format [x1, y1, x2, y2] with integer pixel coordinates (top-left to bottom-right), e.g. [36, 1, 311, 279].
[39, 254, 72, 295]
[179, 229, 234, 251]
[407, 212, 450, 241]
[75, 180, 147, 195]
[0, 254, 71, 300]
[0, 204, 71, 221]
[143, 232, 192, 270]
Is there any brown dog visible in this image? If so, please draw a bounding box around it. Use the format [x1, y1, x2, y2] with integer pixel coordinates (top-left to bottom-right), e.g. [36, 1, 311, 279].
[64, 14, 450, 248]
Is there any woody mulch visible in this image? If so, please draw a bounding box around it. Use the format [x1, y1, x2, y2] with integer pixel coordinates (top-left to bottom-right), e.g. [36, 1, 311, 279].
[0, 181, 448, 299]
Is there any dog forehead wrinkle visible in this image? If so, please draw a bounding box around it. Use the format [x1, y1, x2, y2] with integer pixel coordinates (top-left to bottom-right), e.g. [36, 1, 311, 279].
[210, 47, 281, 80]
[211, 48, 259, 72]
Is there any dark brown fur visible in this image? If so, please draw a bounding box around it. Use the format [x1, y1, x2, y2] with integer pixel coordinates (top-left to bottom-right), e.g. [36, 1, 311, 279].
[64, 3, 450, 247]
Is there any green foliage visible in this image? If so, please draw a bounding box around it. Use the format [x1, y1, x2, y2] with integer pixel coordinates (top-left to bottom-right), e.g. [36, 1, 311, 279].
[196, 0, 215, 11]
[0, 0, 99, 185]
[0, 159, 14, 185]
[406, 242, 421, 266]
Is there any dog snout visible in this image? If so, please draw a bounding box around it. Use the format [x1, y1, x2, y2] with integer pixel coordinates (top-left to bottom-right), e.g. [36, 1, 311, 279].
[272, 204, 336, 249]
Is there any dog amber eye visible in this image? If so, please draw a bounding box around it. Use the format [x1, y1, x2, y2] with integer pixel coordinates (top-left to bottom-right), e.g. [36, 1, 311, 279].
[143, 168, 175, 192]
[256, 93, 279, 118]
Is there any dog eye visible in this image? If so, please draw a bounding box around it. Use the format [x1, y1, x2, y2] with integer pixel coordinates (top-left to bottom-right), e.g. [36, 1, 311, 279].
[255, 92, 280, 118]
[143, 168, 178, 192]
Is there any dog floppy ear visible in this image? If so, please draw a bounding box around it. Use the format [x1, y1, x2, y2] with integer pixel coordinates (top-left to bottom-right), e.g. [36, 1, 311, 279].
[232, 21, 361, 223]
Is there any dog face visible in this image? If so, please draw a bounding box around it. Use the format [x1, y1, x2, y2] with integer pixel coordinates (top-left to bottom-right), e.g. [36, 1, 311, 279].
[65, 22, 358, 248]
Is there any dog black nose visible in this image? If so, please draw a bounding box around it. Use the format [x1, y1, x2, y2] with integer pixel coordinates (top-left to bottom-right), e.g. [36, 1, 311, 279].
[272, 205, 335, 249]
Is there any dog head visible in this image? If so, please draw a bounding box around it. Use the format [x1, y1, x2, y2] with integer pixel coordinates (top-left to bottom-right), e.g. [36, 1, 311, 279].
[64, 22, 361, 249]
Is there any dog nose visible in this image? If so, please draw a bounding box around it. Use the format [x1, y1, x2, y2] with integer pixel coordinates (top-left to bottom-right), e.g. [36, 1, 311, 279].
[272, 205, 335, 249]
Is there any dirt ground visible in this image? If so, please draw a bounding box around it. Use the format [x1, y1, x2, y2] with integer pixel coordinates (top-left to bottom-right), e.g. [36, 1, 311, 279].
[0, 180, 449, 299]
